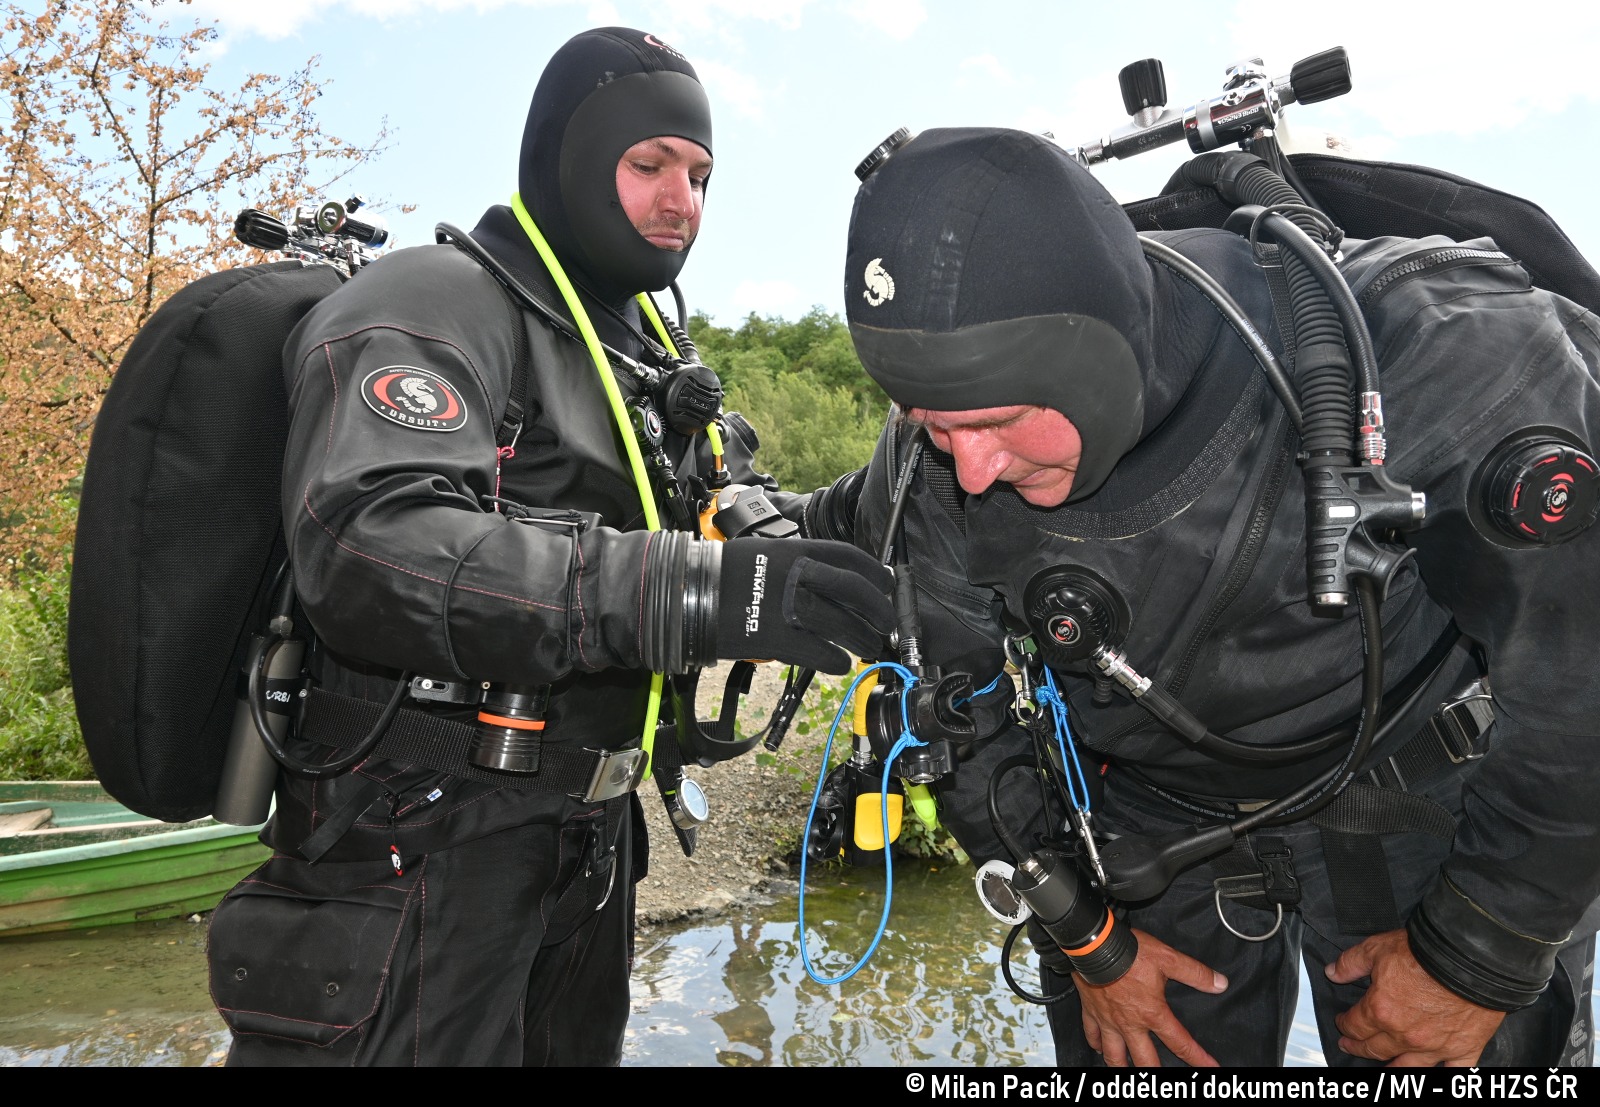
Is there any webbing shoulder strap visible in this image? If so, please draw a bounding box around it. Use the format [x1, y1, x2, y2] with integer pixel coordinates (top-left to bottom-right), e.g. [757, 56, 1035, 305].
[497, 285, 531, 449]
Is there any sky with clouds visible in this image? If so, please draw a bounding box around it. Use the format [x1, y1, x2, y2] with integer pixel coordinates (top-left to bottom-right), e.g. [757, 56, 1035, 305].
[159, 0, 1600, 326]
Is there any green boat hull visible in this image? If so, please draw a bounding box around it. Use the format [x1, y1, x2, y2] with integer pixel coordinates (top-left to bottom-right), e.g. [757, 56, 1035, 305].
[0, 782, 270, 937]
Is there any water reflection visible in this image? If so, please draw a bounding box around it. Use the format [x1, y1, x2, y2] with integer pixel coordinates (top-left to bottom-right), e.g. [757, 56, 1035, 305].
[5, 858, 1584, 1067]
[627, 861, 1056, 1066]
[0, 915, 228, 1067]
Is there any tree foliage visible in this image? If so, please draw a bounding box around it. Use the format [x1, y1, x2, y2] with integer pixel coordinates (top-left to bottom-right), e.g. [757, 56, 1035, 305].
[0, 0, 390, 571]
[692, 308, 888, 493]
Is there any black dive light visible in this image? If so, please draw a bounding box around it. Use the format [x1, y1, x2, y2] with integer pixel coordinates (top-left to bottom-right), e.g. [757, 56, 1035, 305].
[985, 757, 1138, 986]
[1010, 849, 1138, 985]
[471, 683, 551, 773]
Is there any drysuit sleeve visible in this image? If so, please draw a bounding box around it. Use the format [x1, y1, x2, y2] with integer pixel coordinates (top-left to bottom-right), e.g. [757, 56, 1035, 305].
[1390, 282, 1600, 1009]
[280, 245, 707, 685]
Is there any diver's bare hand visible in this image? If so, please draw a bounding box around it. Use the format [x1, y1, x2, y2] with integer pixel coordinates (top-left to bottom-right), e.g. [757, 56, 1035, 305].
[1076, 928, 1227, 1067]
[1328, 929, 1506, 1066]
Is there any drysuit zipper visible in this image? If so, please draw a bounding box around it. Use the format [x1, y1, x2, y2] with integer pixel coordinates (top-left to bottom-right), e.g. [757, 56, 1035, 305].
[1355, 247, 1515, 310]
[1165, 410, 1296, 698]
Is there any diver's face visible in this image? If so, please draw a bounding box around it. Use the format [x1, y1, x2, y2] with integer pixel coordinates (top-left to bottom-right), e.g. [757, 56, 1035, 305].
[907, 405, 1083, 507]
[615, 135, 711, 252]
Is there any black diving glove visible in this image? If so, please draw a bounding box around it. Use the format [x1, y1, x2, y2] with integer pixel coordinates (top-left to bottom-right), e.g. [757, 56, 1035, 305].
[715, 537, 894, 674]
[638, 532, 893, 676]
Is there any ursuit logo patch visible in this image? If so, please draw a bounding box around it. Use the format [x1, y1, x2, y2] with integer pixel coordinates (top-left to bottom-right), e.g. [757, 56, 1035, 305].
[863, 258, 895, 307]
[361, 366, 469, 432]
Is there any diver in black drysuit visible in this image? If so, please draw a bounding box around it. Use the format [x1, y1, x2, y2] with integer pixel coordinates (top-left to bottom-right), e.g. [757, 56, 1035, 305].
[204, 27, 893, 1066]
[809, 126, 1600, 1066]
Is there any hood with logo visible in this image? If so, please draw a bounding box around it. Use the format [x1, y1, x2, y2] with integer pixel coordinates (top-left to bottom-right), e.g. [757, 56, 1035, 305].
[843, 127, 1154, 503]
[515, 26, 713, 304]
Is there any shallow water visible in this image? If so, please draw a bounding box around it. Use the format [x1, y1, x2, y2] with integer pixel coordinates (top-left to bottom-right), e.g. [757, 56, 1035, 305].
[627, 860, 1056, 1066]
[0, 859, 1584, 1067]
[0, 916, 228, 1066]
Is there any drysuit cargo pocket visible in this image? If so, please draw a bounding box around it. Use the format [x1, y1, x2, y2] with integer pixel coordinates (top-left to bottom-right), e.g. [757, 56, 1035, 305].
[208, 855, 420, 1050]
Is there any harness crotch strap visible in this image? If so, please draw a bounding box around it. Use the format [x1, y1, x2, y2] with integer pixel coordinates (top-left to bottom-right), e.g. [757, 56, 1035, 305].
[1309, 687, 1489, 936]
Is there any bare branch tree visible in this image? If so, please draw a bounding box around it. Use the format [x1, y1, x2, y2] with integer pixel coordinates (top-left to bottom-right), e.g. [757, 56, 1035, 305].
[0, 0, 398, 570]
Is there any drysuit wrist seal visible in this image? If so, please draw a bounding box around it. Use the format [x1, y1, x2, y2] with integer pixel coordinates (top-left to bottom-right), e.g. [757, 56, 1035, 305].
[1406, 897, 1555, 1012]
[641, 533, 721, 674]
[803, 468, 867, 543]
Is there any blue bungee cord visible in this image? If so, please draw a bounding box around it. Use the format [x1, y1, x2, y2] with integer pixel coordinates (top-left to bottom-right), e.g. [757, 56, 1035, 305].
[957, 672, 1002, 705]
[1031, 664, 1114, 883]
[797, 660, 922, 985]
[796, 664, 1070, 984]
[1032, 665, 1095, 814]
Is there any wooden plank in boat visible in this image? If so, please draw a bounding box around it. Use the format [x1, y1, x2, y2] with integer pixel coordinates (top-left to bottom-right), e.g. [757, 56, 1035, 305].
[0, 808, 53, 836]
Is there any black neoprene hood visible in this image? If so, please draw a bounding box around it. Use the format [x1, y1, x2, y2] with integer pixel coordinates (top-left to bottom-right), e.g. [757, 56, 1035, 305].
[519, 27, 713, 299]
[844, 127, 1154, 502]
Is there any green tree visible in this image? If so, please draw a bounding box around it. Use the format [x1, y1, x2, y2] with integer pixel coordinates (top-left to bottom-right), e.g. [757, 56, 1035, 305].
[724, 366, 883, 494]
[0, 0, 394, 779]
[689, 308, 888, 492]
[0, 562, 85, 778]
[692, 307, 889, 418]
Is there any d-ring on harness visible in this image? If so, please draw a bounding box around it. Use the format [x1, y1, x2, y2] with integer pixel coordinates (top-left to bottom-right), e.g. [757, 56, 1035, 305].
[1212, 837, 1300, 941]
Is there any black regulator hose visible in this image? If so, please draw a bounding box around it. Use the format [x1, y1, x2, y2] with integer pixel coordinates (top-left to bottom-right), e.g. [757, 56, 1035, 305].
[988, 754, 1041, 865]
[1139, 236, 1302, 432]
[1173, 153, 1352, 459]
[1094, 578, 1386, 903]
[1249, 208, 1380, 397]
[247, 570, 409, 779]
[1106, 573, 1406, 768]
[660, 294, 701, 364]
[1001, 922, 1068, 1005]
[1234, 575, 1385, 831]
[1125, 625, 1463, 809]
[879, 426, 926, 565]
[669, 281, 692, 349]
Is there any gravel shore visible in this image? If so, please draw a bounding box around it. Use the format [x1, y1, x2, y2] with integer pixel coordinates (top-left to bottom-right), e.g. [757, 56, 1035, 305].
[632, 662, 827, 924]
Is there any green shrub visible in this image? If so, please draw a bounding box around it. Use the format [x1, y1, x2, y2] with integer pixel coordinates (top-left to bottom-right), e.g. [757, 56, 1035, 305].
[692, 307, 888, 495]
[725, 367, 883, 494]
[0, 563, 90, 779]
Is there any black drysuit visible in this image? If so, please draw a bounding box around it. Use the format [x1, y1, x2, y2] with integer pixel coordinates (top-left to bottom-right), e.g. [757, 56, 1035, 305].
[205, 209, 789, 1065]
[204, 27, 791, 1066]
[829, 193, 1600, 1063]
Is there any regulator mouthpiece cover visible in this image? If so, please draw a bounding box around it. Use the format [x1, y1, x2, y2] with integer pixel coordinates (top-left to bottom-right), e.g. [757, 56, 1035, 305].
[844, 127, 1153, 502]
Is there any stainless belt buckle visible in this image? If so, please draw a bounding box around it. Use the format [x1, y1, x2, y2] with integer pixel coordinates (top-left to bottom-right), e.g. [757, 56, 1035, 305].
[1435, 682, 1494, 764]
[578, 746, 649, 802]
